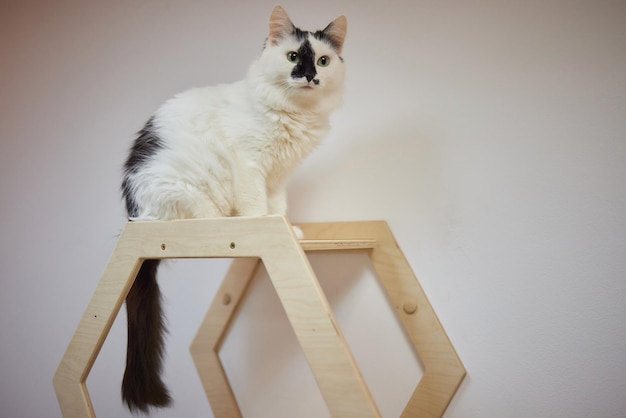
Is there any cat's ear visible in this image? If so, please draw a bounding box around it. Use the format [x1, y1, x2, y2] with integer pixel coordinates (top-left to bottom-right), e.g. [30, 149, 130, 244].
[268, 5, 295, 45]
[322, 15, 347, 54]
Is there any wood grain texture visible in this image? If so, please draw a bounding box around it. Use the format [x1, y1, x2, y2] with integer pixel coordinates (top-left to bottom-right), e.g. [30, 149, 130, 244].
[53, 225, 143, 418]
[54, 216, 464, 417]
[190, 258, 260, 417]
[54, 216, 382, 417]
[296, 220, 466, 418]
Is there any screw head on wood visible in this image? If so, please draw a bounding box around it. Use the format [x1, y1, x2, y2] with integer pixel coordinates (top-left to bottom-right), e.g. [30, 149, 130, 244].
[222, 293, 231, 305]
[403, 301, 418, 315]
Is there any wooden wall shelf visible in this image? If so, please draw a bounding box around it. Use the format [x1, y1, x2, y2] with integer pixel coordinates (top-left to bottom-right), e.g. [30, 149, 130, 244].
[53, 216, 465, 417]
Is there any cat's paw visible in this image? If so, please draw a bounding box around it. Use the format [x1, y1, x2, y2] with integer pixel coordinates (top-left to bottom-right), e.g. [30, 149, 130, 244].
[292, 225, 304, 240]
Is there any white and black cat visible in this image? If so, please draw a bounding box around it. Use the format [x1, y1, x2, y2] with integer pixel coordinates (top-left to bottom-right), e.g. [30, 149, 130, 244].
[120, 5, 347, 413]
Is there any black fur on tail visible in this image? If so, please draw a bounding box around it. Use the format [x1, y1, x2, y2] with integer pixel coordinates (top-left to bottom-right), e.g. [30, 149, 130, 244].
[122, 259, 172, 413]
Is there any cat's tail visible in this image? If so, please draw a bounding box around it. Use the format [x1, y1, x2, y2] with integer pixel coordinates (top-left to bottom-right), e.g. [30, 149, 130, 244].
[122, 259, 172, 413]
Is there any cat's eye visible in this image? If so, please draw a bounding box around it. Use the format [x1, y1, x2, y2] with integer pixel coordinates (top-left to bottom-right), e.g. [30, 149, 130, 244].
[287, 51, 299, 63]
[317, 56, 330, 67]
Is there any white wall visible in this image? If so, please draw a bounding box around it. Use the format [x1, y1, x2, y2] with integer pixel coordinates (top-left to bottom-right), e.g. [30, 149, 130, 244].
[1, 1, 625, 417]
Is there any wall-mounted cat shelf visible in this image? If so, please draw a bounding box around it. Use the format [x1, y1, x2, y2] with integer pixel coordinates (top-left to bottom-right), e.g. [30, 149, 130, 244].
[53, 216, 465, 417]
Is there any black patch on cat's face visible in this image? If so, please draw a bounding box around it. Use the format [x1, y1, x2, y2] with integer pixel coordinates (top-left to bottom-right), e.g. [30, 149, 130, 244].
[291, 38, 317, 83]
[293, 26, 339, 53]
[121, 117, 163, 217]
[292, 27, 309, 42]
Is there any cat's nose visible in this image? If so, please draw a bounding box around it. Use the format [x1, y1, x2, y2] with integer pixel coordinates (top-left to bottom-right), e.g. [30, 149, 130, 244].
[305, 72, 316, 82]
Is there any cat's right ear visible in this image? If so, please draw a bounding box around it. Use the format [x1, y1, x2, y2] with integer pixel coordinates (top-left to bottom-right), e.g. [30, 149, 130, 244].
[268, 5, 295, 45]
[323, 15, 347, 55]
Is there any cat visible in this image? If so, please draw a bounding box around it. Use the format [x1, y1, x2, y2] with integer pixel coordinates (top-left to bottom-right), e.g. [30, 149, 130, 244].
[120, 5, 347, 413]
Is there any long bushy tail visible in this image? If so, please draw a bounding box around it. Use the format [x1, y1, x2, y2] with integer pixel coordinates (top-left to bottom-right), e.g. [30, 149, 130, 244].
[122, 259, 172, 413]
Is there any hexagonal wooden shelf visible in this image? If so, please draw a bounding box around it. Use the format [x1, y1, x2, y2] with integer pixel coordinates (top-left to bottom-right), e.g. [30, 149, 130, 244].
[53, 216, 465, 417]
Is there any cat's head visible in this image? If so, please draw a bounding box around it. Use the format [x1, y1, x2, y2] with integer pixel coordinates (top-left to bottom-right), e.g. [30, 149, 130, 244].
[250, 5, 347, 113]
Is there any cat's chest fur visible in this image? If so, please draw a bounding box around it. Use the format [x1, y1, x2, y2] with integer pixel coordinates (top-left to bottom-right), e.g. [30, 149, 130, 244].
[156, 81, 329, 181]
[261, 109, 329, 179]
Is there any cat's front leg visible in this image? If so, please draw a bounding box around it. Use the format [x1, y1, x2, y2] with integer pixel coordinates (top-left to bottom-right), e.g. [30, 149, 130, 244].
[267, 185, 288, 216]
[268, 183, 304, 239]
[234, 164, 269, 217]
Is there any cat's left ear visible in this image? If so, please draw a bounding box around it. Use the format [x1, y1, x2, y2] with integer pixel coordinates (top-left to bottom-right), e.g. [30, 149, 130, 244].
[268, 5, 295, 45]
[322, 15, 347, 55]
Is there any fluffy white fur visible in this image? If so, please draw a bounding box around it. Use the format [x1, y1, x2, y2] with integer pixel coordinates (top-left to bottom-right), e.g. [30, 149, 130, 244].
[125, 6, 346, 222]
[120, 8, 347, 413]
